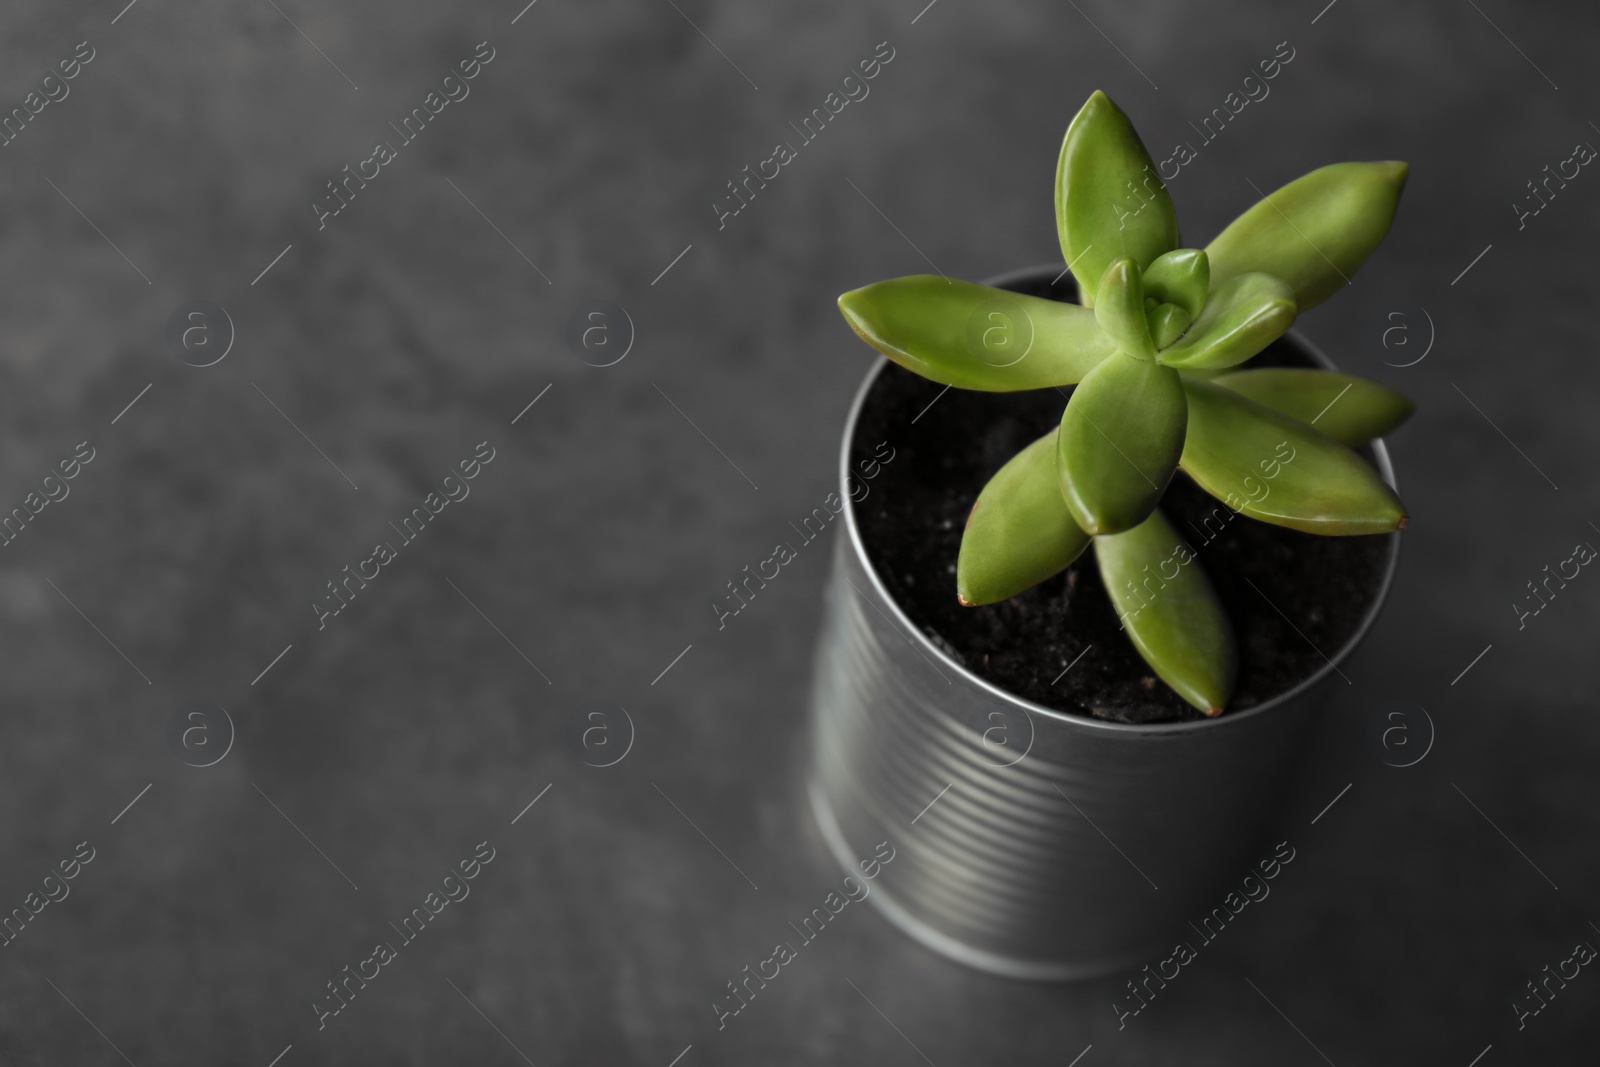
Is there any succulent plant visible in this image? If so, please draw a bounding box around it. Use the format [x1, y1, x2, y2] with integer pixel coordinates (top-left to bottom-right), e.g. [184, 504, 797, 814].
[838, 90, 1414, 716]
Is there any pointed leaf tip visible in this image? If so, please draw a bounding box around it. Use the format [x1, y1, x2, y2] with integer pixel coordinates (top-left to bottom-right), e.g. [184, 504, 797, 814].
[1377, 160, 1409, 186]
[1144, 248, 1210, 319]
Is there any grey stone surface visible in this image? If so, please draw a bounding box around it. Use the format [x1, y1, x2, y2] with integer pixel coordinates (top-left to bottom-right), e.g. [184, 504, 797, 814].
[0, 0, 1596, 1062]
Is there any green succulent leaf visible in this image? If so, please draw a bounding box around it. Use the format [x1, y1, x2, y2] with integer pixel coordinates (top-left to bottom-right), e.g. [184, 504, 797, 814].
[1094, 257, 1156, 360]
[838, 276, 1117, 391]
[1213, 368, 1414, 447]
[1056, 90, 1179, 307]
[1155, 272, 1296, 370]
[1146, 303, 1192, 349]
[957, 430, 1091, 606]
[1179, 376, 1406, 534]
[1094, 508, 1236, 715]
[1143, 248, 1210, 318]
[1057, 351, 1187, 535]
[1206, 161, 1408, 312]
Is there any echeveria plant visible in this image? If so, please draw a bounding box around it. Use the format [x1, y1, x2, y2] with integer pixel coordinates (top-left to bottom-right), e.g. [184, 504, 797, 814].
[838, 90, 1413, 716]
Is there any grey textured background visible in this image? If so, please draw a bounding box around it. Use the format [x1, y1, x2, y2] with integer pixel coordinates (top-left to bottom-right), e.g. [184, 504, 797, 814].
[0, 0, 1596, 1063]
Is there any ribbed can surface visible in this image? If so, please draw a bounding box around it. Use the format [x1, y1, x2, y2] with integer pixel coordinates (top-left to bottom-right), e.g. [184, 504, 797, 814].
[807, 278, 1399, 979]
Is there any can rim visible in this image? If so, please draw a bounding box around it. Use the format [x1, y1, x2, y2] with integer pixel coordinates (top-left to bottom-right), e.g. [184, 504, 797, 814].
[837, 262, 1403, 737]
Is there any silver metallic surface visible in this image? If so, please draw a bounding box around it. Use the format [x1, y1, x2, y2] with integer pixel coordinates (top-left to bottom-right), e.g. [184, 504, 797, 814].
[806, 267, 1400, 980]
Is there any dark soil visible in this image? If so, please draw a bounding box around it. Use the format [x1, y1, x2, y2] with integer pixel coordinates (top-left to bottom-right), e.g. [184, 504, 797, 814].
[848, 269, 1394, 724]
